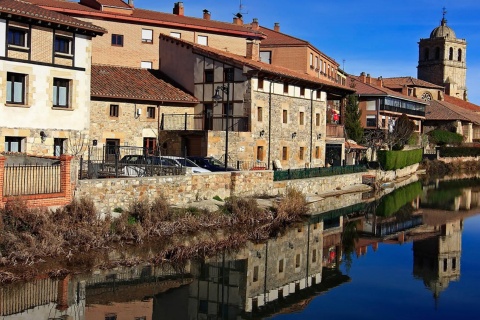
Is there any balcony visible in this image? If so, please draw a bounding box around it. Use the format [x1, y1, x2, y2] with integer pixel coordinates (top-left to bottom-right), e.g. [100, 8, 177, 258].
[160, 113, 249, 132]
[326, 124, 345, 138]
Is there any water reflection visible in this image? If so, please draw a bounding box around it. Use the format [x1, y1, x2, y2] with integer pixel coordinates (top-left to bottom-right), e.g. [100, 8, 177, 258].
[2, 177, 480, 319]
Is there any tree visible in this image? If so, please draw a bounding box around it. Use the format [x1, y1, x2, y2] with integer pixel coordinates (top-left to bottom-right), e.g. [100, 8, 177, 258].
[389, 113, 416, 150]
[344, 94, 364, 143]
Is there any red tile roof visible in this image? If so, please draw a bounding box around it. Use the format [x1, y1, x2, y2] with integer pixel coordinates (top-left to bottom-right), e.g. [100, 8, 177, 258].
[1, 0, 105, 34]
[443, 94, 480, 112]
[382, 77, 444, 90]
[91, 64, 198, 103]
[27, 0, 265, 39]
[160, 34, 354, 93]
[349, 76, 427, 104]
[426, 99, 480, 124]
[95, 0, 131, 8]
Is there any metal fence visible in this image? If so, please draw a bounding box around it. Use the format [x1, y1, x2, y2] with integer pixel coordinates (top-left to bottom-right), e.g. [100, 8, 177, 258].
[3, 163, 61, 196]
[161, 113, 249, 132]
[79, 146, 186, 179]
[273, 165, 367, 181]
[236, 160, 268, 171]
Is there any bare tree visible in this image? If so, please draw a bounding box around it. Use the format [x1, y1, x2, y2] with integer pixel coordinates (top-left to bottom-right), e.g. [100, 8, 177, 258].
[66, 131, 88, 158]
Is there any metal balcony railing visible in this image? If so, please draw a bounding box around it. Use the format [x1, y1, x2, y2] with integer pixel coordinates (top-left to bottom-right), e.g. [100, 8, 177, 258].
[160, 113, 249, 132]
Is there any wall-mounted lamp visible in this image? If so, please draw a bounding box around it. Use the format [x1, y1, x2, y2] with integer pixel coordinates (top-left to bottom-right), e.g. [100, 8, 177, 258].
[317, 133, 322, 140]
[291, 132, 297, 139]
[314, 236, 319, 243]
[288, 242, 294, 249]
[40, 131, 47, 143]
[259, 129, 265, 137]
[256, 251, 262, 258]
[92, 139, 98, 146]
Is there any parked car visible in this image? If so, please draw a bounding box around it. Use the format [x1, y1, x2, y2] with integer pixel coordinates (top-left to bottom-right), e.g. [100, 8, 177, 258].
[119, 155, 178, 176]
[187, 156, 238, 172]
[161, 156, 211, 173]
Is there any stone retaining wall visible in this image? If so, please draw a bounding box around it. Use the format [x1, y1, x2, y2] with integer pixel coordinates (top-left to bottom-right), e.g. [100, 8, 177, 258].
[273, 173, 365, 196]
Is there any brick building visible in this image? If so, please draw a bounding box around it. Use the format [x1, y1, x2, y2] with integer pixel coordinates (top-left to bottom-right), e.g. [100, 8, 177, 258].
[158, 34, 353, 170]
[418, 11, 467, 100]
[0, 0, 105, 156]
[29, 0, 265, 69]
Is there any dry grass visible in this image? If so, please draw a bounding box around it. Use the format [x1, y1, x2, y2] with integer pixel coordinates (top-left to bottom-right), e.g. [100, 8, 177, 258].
[0, 188, 310, 282]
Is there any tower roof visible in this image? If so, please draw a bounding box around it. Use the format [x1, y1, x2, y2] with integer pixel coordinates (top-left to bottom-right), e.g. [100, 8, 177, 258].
[430, 9, 456, 39]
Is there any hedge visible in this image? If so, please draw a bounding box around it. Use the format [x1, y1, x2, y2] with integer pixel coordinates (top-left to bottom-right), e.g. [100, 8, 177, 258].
[377, 148, 423, 170]
[438, 147, 480, 157]
[428, 129, 463, 146]
[376, 181, 423, 217]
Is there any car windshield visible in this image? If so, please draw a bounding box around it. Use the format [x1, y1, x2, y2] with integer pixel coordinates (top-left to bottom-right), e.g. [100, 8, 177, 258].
[208, 157, 225, 166]
[176, 158, 199, 167]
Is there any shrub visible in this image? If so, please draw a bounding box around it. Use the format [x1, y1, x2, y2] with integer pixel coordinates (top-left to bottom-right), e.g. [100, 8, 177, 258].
[377, 148, 423, 170]
[438, 146, 480, 157]
[428, 129, 463, 146]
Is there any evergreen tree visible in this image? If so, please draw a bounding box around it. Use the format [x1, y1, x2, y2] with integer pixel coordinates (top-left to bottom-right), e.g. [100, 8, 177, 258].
[344, 94, 364, 143]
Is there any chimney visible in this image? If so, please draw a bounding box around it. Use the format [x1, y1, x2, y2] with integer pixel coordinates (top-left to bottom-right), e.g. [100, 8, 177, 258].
[366, 73, 371, 84]
[173, 2, 184, 16]
[401, 85, 408, 95]
[251, 18, 259, 31]
[203, 9, 211, 20]
[246, 39, 260, 61]
[233, 13, 243, 25]
[360, 72, 366, 83]
[127, 0, 134, 7]
[274, 22, 280, 32]
[377, 76, 383, 87]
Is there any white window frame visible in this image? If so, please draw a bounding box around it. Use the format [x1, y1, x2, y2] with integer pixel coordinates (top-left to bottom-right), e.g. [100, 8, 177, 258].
[170, 32, 181, 39]
[141, 61, 152, 69]
[142, 29, 153, 43]
[197, 35, 208, 46]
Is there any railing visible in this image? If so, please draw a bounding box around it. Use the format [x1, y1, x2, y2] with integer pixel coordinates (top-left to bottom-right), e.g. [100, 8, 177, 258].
[161, 113, 249, 132]
[273, 165, 367, 181]
[236, 160, 268, 171]
[326, 124, 345, 138]
[3, 164, 61, 196]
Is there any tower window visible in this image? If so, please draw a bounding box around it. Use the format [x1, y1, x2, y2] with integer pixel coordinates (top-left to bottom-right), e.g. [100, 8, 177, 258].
[458, 48, 462, 62]
[449, 47, 453, 60]
[424, 48, 429, 61]
[435, 47, 440, 60]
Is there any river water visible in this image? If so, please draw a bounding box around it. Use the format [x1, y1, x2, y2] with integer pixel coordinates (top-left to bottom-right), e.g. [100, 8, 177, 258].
[1, 177, 480, 320]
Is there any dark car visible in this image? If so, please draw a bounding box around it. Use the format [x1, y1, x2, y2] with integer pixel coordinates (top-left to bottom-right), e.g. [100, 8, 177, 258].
[187, 156, 238, 172]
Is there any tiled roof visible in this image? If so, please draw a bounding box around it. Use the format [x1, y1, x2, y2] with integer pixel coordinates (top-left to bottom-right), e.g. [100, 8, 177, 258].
[443, 94, 480, 112]
[27, 0, 264, 38]
[349, 76, 427, 104]
[91, 64, 198, 103]
[160, 34, 354, 93]
[95, 0, 131, 8]
[1, 0, 106, 34]
[426, 99, 480, 124]
[382, 77, 444, 89]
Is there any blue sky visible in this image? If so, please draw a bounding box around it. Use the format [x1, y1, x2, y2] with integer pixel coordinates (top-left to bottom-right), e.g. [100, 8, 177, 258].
[138, 0, 480, 104]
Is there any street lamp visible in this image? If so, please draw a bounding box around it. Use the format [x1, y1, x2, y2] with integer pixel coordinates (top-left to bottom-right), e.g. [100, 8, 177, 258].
[213, 84, 230, 170]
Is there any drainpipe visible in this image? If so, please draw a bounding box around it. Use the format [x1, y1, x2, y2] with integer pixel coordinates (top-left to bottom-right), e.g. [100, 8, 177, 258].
[267, 80, 273, 170]
[310, 89, 314, 164]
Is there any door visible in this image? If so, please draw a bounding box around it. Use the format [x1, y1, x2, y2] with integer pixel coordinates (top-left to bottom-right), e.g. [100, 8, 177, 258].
[105, 139, 120, 162]
[204, 104, 213, 130]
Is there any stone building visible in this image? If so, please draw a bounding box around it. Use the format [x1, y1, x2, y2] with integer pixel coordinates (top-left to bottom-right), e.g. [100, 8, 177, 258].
[88, 64, 198, 157]
[29, 0, 265, 69]
[417, 11, 467, 100]
[158, 34, 354, 170]
[0, 0, 105, 156]
[382, 76, 445, 102]
[348, 73, 427, 134]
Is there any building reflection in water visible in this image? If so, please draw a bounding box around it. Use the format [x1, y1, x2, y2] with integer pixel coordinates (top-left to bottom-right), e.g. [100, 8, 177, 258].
[2, 178, 480, 319]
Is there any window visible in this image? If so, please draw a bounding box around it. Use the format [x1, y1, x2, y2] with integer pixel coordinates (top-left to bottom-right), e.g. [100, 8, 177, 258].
[224, 68, 234, 82]
[282, 147, 288, 160]
[282, 110, 288, 123]
[458, 48, 462, 62]
[258, 77, 264, 90]
[257, 146, 264, 161]
[6, 72, 26, 104]
[109, 104, 119, 117]
[141, 61, 152, 69]
[443, 259, 448, 272]
[366, 100, 376, 111]
[312, 249, 317, 263]
[54, 36, 71, 54]
[299, 112, 304, 125]
[424, 48, 429, 60]
[4, 136, 24, 152]
[170, 32, 181, 38]
[7, 27, 27, 47]
[435, 47, 440, 60]
[316, 90, 321, 99]
[295, 254, 301, 268]
[204, 69, 214, 83]
[283, 82, 289, 94]
[449, 47, 453, 60]
[315, 56, 319, 69]
[144, 137, 157, 155]
[147, 106, 156, 119]
[278, 259, 284, 273]
[197, 35, 208, 45]
[53, 78, 70, 108]
[54, 138, 66, 156]
[299, 147, 305, 160]
[366, 115, 376, 127]
[309, 53, 313, 67]
[452, 258, 457, 271]
[111, 34, 123, 46]
[199, 300, 208, 314]
[253, 266, 259, 282]
[259, 51, 271, 64]
[315, 146, 320, 158]
[142, 29, 153, 43]
[421, 92, 432, 101]
[315, 113, 320, 126]
[257, 107, 263, 122]
[300, 86, 305, 96]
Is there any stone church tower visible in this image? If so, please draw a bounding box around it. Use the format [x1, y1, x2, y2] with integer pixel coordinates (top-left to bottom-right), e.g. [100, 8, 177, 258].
[417, 10, 467, 100]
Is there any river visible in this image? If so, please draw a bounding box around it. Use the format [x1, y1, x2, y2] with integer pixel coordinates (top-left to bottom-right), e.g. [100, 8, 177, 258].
[1, 176, 480, 319]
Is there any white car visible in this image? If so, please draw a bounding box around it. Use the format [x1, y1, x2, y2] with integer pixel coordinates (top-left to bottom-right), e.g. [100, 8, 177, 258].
[161, 156, 211, 173]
